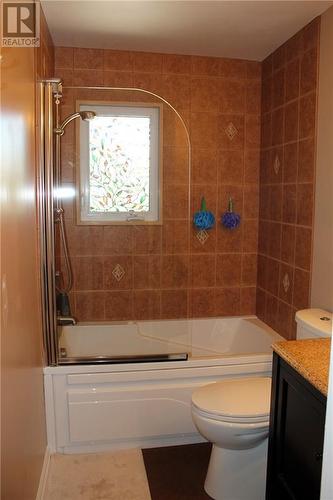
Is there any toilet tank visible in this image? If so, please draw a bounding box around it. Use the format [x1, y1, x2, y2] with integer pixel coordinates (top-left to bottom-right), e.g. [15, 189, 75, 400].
[296, 308, 332, 339]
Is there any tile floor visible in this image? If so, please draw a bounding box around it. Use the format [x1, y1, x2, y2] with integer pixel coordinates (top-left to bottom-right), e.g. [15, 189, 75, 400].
[44, 449, 151, 500]
[44, 444, 211, 499]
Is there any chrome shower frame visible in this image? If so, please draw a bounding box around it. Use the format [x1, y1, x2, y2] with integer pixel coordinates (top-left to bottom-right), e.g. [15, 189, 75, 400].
[38, 78, 61, 366]
[39, 78, 77, 366]
[38, 79, 191, 366]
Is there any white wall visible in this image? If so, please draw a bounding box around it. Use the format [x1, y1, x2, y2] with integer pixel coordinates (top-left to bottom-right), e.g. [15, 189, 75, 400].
[321, 344, 333, 499]
[311, 8, 333, 312]
[315, 6, 333, 500]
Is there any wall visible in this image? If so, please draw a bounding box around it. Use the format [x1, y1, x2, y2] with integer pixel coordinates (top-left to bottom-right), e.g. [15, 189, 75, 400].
[0, 9, 53, 499]
[55, 48, 261, 321]
[311, 8, 333, 312]
[314, 11, 333, 496]
[256, 18, 320, 339]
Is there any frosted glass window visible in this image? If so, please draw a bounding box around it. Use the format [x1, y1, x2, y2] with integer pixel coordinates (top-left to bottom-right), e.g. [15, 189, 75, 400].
[79, 103, 161, 223]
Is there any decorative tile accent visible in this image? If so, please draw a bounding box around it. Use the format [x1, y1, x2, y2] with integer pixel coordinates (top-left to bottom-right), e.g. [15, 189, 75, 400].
[112, 264, 125, 282]
[273, 154, 280, 175]
[225, 122, 238, 141]
[283, 273, 290, 293]
[196, 230, 209, 245]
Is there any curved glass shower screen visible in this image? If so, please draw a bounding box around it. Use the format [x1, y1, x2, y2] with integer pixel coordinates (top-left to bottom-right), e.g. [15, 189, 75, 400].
[39, 81, 192, 365]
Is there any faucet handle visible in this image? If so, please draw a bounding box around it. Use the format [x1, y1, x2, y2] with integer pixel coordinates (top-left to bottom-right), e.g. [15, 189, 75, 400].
[57, 316, 76, 326]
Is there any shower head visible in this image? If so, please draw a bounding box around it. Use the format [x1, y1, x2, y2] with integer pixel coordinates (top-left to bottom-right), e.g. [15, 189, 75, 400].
[79, 110, 96, 121]
[55, 110, 96, 135]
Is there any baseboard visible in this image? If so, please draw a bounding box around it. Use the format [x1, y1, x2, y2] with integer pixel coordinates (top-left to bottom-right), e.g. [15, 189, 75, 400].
[36, 446, 51, 500]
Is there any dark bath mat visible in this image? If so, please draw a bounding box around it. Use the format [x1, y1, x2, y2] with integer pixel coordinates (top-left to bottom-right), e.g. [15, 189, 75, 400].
[142, 442, 212, 500]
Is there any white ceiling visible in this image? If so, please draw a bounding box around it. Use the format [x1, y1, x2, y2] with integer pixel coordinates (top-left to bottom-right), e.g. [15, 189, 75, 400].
[42, 1, 333, 61]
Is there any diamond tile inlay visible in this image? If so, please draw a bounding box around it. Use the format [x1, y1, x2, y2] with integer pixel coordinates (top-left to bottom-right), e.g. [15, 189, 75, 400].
[283, 273, 290, 293]
[224, 122, 238, 141]
[112, 264, 125, 282]
[196, 230, 209, 245]
[273, 154, 280, 175]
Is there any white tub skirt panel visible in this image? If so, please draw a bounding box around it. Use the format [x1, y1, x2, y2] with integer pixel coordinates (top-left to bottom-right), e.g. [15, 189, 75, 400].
[44, 357, 273, 454]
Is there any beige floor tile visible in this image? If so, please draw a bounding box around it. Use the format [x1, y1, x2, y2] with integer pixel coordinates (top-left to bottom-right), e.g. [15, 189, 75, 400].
[44, 449, 151, 500]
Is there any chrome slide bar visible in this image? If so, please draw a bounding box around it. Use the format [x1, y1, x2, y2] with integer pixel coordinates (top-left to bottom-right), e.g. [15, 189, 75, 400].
[58, 353, 189, 365]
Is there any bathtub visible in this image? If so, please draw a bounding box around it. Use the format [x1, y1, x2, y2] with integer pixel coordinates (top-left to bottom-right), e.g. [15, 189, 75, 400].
[44, 316, 282, 454]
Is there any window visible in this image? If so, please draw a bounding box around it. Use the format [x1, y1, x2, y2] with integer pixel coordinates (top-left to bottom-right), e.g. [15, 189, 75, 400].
[78, 102, 162, 224]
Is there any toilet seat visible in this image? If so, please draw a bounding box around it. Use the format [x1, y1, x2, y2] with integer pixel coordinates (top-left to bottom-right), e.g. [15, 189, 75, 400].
[192, 405, 269, 424]
[191, 377, 271, 423]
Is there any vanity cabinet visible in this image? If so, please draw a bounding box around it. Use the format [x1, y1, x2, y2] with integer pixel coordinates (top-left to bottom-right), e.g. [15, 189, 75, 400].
[266, 353, 327, 500]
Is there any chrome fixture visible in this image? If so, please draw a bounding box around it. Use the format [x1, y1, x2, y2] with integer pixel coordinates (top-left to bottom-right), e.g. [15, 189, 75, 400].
[57, 316, 77, 326]
[54, 110, 96, 136]
[53, 108, 95, 297]
[38, 81, 96, 364]
[59, 353, 188, 365]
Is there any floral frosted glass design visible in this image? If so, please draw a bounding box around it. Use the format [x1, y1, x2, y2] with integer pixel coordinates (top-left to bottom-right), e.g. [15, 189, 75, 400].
[89, 116, 150, 213]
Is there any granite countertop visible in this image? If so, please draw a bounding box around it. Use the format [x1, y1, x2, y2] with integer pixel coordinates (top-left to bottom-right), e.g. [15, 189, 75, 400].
[272, 338, 331, 397]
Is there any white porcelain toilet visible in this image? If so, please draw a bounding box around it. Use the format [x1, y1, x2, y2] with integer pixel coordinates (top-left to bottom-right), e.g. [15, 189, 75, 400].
[191, 377, 271, 500]
[295, 308, 332, 339]
[191, 308, 332, 500]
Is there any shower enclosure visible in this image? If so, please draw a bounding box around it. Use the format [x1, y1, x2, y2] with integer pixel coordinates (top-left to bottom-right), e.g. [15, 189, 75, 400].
[39, 79, 192, 365]
[39, 66, 278, 453]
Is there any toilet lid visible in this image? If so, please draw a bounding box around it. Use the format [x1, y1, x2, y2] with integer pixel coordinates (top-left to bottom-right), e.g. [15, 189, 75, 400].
[192, 377, 271, 419]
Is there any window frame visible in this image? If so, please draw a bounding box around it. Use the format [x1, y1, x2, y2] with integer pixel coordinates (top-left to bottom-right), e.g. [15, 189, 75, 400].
[75, 100, 163, 226]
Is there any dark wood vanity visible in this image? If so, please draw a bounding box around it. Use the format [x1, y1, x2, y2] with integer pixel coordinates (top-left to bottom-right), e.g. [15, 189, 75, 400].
[266, 351, 327, 500]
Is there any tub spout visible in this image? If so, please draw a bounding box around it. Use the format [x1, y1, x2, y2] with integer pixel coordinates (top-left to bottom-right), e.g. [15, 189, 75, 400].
[57, 316, 76, 326]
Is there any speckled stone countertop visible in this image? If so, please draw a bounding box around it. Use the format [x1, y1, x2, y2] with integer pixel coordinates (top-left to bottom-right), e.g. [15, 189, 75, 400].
[272, 339, 331, 396]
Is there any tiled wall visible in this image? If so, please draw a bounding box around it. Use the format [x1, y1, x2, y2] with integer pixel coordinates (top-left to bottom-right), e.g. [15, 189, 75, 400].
[55, 47, 261, 321]
[257, 18, 320, 339]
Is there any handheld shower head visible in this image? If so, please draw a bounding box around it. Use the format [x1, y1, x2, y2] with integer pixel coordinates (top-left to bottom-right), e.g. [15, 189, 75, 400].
[55, 110, 96, 135]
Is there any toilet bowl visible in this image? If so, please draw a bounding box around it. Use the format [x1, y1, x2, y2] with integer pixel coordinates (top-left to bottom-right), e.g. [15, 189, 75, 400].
[191, 377, 271, 500]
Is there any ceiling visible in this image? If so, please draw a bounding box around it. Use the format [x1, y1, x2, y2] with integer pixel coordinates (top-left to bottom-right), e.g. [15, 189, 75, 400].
[42, 1, 333, 61]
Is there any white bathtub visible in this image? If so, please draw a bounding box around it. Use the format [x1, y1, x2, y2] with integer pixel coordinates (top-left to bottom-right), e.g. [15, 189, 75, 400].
[44, 316, 282, 454]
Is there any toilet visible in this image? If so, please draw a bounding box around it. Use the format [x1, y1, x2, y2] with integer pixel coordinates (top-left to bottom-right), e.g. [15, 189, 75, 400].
[191, 377, 271, 500]
[191, 308, 332, 500]
[295, 308, 332, 339]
